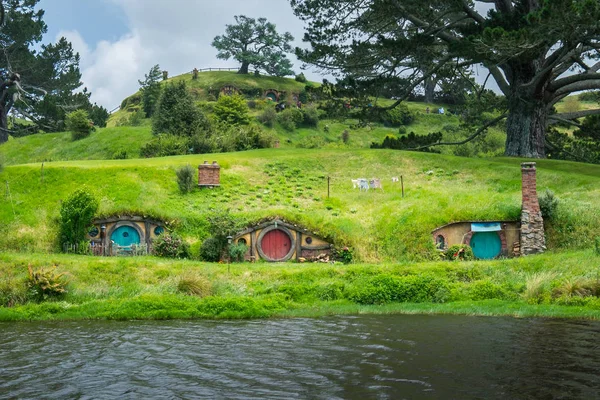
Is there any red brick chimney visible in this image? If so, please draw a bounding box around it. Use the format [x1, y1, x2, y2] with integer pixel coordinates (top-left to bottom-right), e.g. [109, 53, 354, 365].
[198, 161, 220, 188]
[520, 162, 545, 255]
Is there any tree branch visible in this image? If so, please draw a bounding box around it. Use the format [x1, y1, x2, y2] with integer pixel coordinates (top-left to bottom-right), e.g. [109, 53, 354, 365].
[550, 73, 600, 92]
[484, 64, 510, 95]
[552, 108, 600, 120]
[553, 79, 600, 97]
[406, 113, 507, 151]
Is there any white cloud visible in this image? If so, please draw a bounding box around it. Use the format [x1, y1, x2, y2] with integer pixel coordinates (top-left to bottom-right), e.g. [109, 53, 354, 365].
[63, 0, 315, 108]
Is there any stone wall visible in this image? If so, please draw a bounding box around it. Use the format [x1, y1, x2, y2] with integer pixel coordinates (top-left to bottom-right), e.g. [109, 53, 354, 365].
[198, 161, 220, 187]
[520, 162, 546, 255]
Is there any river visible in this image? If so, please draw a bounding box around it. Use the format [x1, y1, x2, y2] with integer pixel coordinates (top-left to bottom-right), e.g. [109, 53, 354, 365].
[1, 315, 599, 399]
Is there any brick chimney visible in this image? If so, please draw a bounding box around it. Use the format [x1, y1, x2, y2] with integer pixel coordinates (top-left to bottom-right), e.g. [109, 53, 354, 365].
[198, 161, 220, 188]
[520, 162, 546, 255]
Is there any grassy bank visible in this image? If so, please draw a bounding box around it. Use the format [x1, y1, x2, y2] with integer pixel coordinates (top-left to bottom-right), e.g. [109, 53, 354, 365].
[1, 150, 599, 261]
[1, 251, 600, 321]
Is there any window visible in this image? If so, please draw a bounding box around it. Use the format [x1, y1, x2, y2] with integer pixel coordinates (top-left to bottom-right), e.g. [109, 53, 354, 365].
[305, 237, 313, 244]
[88, 226, 99, 238]
[436, 235, 445, 250]
[154, 226, 165, 236]
[238, 238, 247, 246]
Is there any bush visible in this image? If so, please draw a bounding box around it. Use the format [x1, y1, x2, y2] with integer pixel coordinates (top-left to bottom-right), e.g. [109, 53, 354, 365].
[176, 164, 196, 193]
[258, 107, 277, 127]
[26, 265, 68, 302]
[539, 189, 559, 220]
[467, 280, 511, 300]
[277, 108, 303, 131]
[380, 105, 415, 127]
[296, 135, 326, 149]
[295, 72, 307, 83]
[59, 188, 99, 249]
[444, 245, 474, 261]
[228, 243, 248, 262]
[0, 278, 27, 307]
[334, 247, 353, 264]
[66, 110, 93, 141]
[301, 104, 320, 127]
[348, 274, 449, 305]
[316, 282, 345, 301]
[153, 232, 190, 258]
[140, 134, 189, 158]
[112, 150, 128, 160]
[213, 94, 251, 125]
[153, 81, 211, 137]
[199, 237, 223, 262]
[176, 272, 212, 297]
[341, 130, 350, 144]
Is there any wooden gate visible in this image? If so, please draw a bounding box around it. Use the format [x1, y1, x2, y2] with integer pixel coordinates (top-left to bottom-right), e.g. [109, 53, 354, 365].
[260, 229, 292, 260]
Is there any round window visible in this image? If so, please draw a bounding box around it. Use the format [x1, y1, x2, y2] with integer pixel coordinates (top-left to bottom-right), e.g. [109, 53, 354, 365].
[154, 226, 165, 236]
[238, 238, 247, 246]
[305, 236, 313, 244]
[436, 235, 445, 250]
[88, 226, 99, 238]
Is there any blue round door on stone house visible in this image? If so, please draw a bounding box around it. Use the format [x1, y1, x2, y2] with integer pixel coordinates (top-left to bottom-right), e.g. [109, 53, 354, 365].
[111, 226, 141, 247]
[470, 232, 502, 259]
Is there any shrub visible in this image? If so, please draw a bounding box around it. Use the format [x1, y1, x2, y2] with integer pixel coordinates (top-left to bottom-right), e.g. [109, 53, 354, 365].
[258, 107, 277, 127]
[277, 108, 303, 131]
[444, 245, 474, 261]
[153, 232, 190, 258]
[341, 130, 350, 144]
[176, 164, 196, 193]
[153, 81, 211, 137]
[213, 94, 251, 125]
[523, 272, 556, 304]
[140, 134, 189, 158]
[59, 188, 99, 249]
[538, 189, 559, 220]
[348, 274, 449, 305]
[112, 150, 128, 160]
[26, 265, 68, 302]
[380, 105, 415, 127]
[301, 104, 320, 127]
[296, 135, 326, 148]
[176, 272, 212, 297]
[0, 278, 27, 307]
[334, 247, 353, 264]
[220, 124, 275, 152]
[66, 109, 93, 141]
[316, 282, 345, 301]
[467, 280, 511, 300]
[199, 237, 223, 262]
[295, 72, 307, 83]
[228, 243, 248, 262]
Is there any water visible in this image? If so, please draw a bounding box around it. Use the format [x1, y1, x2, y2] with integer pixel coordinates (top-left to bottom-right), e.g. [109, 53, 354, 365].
[1, 315, 600, 399]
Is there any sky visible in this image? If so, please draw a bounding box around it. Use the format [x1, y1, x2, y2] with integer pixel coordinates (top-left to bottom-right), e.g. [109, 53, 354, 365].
[36, 1, 499, 109]
[37, 0, 315, 109]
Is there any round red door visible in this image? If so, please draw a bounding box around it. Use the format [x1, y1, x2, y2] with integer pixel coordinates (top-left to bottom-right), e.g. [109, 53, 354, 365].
[261, 229, 292, 260]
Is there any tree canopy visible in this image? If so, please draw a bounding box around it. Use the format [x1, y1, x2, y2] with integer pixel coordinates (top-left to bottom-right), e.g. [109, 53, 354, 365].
[212, 15, 295, 76]
[291, 0, 600, 158]
[0, 0, 89, 143]
[138, 64, 162, 118]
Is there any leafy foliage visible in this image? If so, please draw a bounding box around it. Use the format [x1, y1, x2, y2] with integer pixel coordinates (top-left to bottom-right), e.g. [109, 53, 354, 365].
[199, 237, 223, 262]
[213, 94, 251, 125]
[228, 243, 248, 262]
[539, 189, 560, 221]
[444, 245, 474, 261]
[65, 110, 93, 141]
[258, 107, 277, 127]
[371, 132, 442, 152]
[176, 165, 196, 194]
[334, 247, 353, 264]
[139, 64, 163, 117]
[140, 134, 189, 158]
[26, 265, 68, 302]
[277, 108, 303, 131]
[348, 274, 449, 305]
[59, 188, 99, 248]
[152, 232, 190, 259]
[212, 15, 294, 76]
[152, 81, 211, 137]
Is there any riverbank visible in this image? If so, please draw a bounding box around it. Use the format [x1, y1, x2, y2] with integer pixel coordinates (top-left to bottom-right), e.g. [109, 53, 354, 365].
[1, 251, 600, 321]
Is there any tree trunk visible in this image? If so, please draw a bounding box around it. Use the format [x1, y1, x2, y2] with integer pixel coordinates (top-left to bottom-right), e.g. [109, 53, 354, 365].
[424, 76, 436, 103]
[504, 98, 547, 158]
[238, 62, 250, 74]
[0, 107, 8, 144]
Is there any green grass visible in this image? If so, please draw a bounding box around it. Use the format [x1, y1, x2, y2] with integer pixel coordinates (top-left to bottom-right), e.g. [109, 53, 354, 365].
[0, 149, 598, 261]
[1, 250, 600, 321]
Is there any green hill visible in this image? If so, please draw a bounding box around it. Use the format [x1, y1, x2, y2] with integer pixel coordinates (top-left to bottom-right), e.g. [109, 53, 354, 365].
[1, 149, 598, 261]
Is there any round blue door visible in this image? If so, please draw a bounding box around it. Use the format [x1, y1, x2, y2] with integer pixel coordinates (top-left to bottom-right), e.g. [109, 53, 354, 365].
[111, 226, 141, 247]
[470, 232, 501, 260]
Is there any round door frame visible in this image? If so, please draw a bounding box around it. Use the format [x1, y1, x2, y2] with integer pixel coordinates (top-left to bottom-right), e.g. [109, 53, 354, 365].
[256, 225, 296, 262]
[106, 221, 145, 246]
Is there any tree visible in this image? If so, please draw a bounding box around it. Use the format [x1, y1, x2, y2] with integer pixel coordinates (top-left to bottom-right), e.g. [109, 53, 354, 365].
[212, 15, 294, 76]
[0, 0, 85, 143]
[213, 94, 251, 125]
[59, 188, 99, 249]
[152, 81, 211, 137]
[291, 0, 600, 158]
[65, 109, 92, 141]
[138, 64, 162, 117]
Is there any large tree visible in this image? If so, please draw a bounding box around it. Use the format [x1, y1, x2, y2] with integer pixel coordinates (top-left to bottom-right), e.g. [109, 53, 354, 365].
[138, 64, 162, 117]
[212, 15, 295, 76]
[291, 0, 600, 158]
[0, 0, 84, 143]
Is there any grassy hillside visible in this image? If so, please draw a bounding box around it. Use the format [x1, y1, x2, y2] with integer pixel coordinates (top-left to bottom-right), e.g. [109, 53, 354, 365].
[1, 250, 600, 321]
[1, 149, 598, 261]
